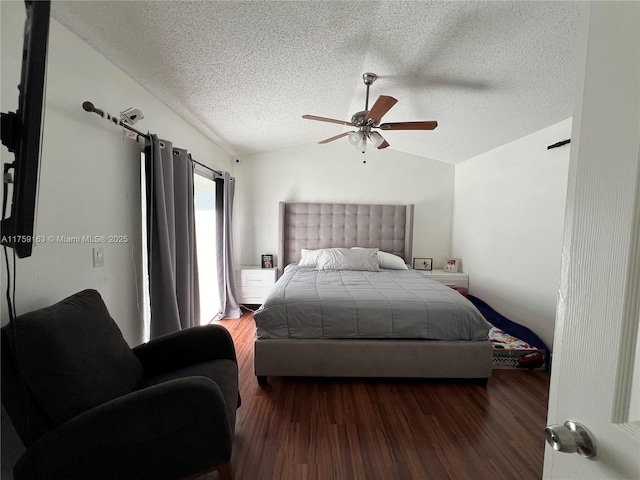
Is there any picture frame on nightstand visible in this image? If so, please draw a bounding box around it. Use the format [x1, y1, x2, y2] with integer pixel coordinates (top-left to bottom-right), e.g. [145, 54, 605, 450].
[261, 254, 273, 269]
[444, 258, 460, 272]
[413, 257, 433, 271]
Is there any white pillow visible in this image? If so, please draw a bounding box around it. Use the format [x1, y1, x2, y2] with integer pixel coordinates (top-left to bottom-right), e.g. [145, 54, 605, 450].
[351, 247, 408, 270]
[298, 248, 325, 268]
[377, 251, 408, 270]
[316, 248, 380, 271]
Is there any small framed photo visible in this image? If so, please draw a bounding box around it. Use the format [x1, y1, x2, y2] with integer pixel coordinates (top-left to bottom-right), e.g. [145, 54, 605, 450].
[261, 254, 273, 269]
[413, 257, 433, 271]
[444, 258, 460, 273]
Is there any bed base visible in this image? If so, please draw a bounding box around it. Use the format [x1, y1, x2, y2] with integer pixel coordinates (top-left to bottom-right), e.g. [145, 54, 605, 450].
[254, 338, 493, 385]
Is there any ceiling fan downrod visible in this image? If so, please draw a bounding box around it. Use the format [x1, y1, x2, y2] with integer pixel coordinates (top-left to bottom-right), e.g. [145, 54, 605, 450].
[362, 72, 377, 112]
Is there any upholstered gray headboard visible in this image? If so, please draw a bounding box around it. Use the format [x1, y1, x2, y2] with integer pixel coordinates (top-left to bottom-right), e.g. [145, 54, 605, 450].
[277, 202, 414, 277]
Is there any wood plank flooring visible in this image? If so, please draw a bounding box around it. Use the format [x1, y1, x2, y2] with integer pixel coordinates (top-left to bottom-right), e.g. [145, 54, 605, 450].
[206, 311, 550, 480]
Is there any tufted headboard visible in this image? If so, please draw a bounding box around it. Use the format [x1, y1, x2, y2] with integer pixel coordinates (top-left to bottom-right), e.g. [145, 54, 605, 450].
[277, 202, 414, 277]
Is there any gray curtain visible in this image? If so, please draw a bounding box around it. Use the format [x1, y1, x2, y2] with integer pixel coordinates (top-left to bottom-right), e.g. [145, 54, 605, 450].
[145, 135, 200, 338]
[216, 172, 241, 319]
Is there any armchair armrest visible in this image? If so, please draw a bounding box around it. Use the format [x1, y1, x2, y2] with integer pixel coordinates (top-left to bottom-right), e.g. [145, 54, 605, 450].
[132, 324, 237, 377]
[15, 377, 232, 480]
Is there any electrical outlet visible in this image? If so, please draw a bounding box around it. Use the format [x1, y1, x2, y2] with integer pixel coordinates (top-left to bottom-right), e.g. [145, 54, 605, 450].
[93, 247, 104, 268]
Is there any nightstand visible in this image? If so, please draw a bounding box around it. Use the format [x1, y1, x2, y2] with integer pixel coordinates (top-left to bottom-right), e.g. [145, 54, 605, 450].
[235, 266, 277, 304]
[418, 269, 469, 290]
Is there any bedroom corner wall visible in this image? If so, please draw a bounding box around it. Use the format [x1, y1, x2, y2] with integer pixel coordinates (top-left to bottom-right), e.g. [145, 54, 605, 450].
[233, 141, 454, 269]
[452, 118, 572, 349]
[0, 4, 232, 345]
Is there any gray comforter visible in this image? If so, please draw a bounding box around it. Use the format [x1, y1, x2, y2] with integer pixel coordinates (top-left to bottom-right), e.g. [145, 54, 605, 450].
[253, 265, 492, 341]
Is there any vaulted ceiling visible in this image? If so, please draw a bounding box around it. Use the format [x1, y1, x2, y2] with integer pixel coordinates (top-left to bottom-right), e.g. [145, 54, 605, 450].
[52, 1, 586, 164]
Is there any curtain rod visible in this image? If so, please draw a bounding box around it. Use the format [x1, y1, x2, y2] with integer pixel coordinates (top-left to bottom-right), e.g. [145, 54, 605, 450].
[81, 101, 222, 176]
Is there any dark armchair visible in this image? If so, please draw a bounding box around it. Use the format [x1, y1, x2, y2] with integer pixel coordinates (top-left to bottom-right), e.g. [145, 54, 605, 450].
[1, 289, 239, 480]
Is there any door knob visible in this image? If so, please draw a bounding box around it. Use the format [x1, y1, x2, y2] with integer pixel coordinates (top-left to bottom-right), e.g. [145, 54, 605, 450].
[545, 420, 597, 458]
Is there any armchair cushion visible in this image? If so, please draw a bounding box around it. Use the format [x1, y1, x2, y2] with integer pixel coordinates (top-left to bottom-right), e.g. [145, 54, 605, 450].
[6, 289, 143, 425]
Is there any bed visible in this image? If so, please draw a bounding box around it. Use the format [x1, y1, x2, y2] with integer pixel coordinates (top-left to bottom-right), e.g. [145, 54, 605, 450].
[252, 202, 494, 385]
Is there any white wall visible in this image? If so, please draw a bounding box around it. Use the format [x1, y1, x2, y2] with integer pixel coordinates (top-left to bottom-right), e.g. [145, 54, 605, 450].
[452, 118, 572, 349]
[233, 141, 455, 268]
[0, 4, 232, 345]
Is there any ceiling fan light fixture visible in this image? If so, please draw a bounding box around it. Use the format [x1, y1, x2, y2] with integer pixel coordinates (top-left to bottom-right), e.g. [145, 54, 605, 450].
[369, 131, 384, 148]
[357, 137, 367, 153]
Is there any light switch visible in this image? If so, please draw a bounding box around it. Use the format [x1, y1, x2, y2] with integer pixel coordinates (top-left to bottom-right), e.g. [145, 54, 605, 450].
[93, 247, 104, 268]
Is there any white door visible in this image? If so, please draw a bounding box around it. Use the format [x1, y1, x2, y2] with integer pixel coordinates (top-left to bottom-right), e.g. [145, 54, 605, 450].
[543, 2, 640, 479]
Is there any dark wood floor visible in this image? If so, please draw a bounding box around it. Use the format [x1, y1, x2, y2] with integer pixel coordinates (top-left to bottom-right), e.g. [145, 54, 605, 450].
[206, 311, 550, 480]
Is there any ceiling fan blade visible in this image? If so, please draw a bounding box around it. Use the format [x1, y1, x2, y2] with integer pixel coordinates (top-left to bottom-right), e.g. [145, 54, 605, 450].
[378, 140, 390, 149]
[303, 115, 354, 126]
[365, 95, 398, 122]
[318, 132, 352, 144]
[378, 121, 438, 130]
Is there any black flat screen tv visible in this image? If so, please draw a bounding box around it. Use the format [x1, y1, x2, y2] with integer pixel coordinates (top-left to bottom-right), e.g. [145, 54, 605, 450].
[1, 0, 51, 258]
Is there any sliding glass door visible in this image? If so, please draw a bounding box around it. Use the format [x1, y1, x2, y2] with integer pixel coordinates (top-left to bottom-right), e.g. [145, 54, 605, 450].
[193, 173, 219, 325]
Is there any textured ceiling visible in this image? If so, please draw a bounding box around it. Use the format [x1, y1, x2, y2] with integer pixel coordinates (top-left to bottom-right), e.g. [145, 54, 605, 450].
[51, 1, 586, 164]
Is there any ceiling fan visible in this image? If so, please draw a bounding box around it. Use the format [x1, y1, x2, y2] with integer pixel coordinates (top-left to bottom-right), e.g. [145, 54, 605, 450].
[302, 72, 438, 153]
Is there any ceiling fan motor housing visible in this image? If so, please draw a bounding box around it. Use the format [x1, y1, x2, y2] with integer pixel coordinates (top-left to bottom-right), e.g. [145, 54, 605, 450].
[351, 111, 371, 126]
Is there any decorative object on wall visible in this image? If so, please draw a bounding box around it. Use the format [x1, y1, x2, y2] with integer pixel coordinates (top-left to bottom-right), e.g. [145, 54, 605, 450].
[302, 72, 438, 153]
[261, 254, 273, 269]
[413, 258, 433, 271]
[444, 258, 460, 272]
